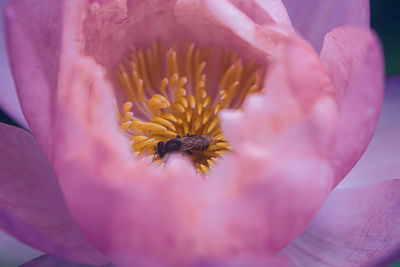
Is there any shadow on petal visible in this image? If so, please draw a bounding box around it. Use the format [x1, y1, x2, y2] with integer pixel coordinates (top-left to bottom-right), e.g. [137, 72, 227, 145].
[20, 254, 114, 267]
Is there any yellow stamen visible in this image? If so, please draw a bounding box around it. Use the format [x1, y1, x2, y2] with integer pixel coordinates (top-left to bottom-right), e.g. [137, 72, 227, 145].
[117, 41, 264, 173]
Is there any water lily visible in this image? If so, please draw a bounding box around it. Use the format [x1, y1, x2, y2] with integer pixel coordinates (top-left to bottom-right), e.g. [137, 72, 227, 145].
[0, 0, 398, 266]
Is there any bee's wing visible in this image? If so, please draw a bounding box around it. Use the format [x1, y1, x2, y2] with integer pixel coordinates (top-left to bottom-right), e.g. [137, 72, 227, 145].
[180, 136, 203, 151]
[202, 135, 213, 143]
[181, 135, 212, 151]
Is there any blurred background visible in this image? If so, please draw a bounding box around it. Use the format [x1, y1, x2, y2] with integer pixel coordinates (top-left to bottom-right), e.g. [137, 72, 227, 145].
[371, 0, 400, 75]
[0, 0, 399, 266]
[371, 1, 400, 265]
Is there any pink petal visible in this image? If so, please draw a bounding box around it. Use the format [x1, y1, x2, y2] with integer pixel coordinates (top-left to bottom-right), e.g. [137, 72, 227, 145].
[75, 1, 181, 73]
[174, 0, 290, 91]
[339, 76, 400, 188]
[78, 0, 290, 74]
[229, 0, 293, 28]
[21, 254, 112, 267]
[283, 179, 400, 267]
[5, 0, 63, 158]
[199, 0, 290, 55]
[282, 0, 370, 52]
[216, 32, 338, 252]
[320, 26, 384, 187]
[0, 122, 107, 265]
[0, 0, 28, 128]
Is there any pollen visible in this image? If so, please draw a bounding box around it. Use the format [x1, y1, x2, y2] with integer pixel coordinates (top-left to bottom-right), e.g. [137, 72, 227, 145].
[116, 41, 264, 174]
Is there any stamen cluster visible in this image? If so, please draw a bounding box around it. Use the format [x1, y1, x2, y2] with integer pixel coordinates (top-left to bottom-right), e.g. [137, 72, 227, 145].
[117, 42, 264, 173]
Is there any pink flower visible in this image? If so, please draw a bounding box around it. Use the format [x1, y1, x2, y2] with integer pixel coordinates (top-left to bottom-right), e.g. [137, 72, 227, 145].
[0, 0, 398, 266]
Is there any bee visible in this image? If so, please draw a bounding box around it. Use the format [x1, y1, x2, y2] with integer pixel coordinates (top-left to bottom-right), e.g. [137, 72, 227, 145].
[153, 134, 213, 160]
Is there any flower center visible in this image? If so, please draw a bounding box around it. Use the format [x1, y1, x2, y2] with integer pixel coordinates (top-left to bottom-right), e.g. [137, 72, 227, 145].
[117, 41, 264, 174]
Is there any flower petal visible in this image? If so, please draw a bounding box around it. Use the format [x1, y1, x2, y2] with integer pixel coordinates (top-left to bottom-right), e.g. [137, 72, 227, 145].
[73, 0, 290, 73]
[75, 0, 181, 73]
[283, 179, 400, 267]
[0, 122, 107, 265]
[339, 76, 400, 188]
[0, 0, 28, 128]
[216, 32, 337, 256]
[198, 0, 289, 55]
[20, 254, 114, 267]
[229, 0, 292, 29]
[72, 0, 290, 72]
[320, 26, 384, 187]
[57, 0, 283, 105]
[282, 0, 370, 52]
[4, 0, 64, 158]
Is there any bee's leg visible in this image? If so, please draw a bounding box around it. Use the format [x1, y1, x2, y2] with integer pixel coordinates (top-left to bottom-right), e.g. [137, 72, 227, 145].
[176, 135, 181, 138]
[186, 150, 194, 156]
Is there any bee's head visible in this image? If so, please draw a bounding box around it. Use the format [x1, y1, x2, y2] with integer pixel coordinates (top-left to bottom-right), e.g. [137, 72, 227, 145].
[156, 141, 166, 158]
